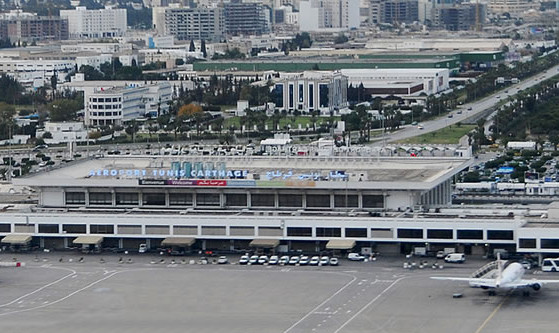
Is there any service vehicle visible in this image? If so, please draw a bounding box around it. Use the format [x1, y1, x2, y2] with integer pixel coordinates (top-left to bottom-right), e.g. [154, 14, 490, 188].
[279, 255, 290, 265]
[239, 256, 250, 265]
[258, 255, 269, 265]
[249, 255, 259, 265]
[348, 253, 366, 261]
[542, 258, 559, 272]
[217, 256, 229, 264]
[299, 256, 310, 265]
[444, 253, 465, 263]
[288, 256, 300, 265]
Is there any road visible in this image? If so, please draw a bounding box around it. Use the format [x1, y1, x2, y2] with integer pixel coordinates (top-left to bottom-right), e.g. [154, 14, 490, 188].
[372, 64, 559, 146]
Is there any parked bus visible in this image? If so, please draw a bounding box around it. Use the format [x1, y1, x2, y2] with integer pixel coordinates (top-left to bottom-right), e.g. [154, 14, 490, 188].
[541, 258, 559, 272]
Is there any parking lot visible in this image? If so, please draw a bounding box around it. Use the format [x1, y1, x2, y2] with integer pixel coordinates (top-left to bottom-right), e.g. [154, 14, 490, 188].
[1, 253, 559, 333]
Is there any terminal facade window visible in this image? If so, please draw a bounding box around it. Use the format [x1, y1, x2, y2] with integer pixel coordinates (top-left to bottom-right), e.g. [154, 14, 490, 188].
[116, 193, 139, 205]
[457, 230, 483, 240]
[306, 194, 330, 208]
[334, 195, 358, 208]
[427, 229, 453, 239]
[66, 192, 85, 205]
[196, 193, 220, 206]
[39, 224, 59, 233]
[287, 227, 312, 237]
[278, 194, 302, 207]
[362, 195, 383, 208]
[89, 192, 112, 205]
[316, 227, 341, 237]
[397, 228, 423, 239]
[541, 239, 559, 249]
[63, 224, 86, 233]
[487, 230, 513, 240]
[225, 193, 247, 207]
[90, 224, 114, 234]
[345, 228, 367, 238]
[169, 193, 193, 206]
[143, 193, 166, 206]
[519, 238, 536, 248]
[251, 193, 275, 207]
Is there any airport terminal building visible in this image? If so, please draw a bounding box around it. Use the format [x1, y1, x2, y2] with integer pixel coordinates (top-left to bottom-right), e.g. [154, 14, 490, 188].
[1, 155, 558, 257]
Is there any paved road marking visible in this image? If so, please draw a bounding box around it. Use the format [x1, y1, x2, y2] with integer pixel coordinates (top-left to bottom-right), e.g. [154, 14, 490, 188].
[283, 274, 357, 333]
[0, 267, 76, 308]
[474, 296, 508, 333]
[333, 277, 406, 333]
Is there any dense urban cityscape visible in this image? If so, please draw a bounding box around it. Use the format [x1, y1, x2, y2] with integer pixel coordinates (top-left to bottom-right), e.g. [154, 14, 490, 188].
[0, 0, 559, 332]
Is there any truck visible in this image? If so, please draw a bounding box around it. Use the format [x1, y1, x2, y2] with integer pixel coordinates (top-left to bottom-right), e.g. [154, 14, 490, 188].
[413, 247, 427, 256]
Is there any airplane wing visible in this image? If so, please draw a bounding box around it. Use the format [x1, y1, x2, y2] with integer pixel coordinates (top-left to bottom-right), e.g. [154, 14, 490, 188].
[430, 277, 497, 288]
[508, 279, 559, 288]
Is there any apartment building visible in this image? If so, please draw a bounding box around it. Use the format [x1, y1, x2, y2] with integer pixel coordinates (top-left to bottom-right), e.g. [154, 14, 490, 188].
[0, 10, 68, 43]
[160, 6, 224, 41]
[60, 6, 127, 39]
[224, 0, 270, 35]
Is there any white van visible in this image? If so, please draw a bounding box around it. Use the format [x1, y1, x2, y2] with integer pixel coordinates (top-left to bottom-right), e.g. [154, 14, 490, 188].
[348, 253, 366, 261]
[444, 253, 465, 263]
[541, 258, 559, 272]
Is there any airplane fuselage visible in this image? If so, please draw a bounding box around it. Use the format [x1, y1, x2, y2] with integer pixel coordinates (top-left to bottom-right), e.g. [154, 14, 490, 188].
[497, 262, 524, 288]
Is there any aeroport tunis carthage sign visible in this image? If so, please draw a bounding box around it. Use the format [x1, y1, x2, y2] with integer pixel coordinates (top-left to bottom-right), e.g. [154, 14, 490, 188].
[88, 162, 348, 181]
[88, 168, 248, 179]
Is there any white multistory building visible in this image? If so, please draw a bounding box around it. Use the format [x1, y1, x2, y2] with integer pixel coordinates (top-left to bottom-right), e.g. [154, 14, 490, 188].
[299, 0, 360, 31]
[36, 122, 88, 144]
[0, 58, 75, 89]
[340, 68, 450, 96]
[83, 82, 172, 126]
[271, 71, 348, 115]
[60, 6, 127, 39]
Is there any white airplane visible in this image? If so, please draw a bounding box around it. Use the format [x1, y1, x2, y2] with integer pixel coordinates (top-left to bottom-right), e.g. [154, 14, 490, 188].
[431, 254, 559, 296]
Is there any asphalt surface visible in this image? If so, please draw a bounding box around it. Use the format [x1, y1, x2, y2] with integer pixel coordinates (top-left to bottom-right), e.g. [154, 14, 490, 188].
[1, 253, 559, 333]
[373, 64, 559, 145]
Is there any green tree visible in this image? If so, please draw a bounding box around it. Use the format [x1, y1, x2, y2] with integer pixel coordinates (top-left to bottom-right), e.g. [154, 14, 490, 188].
[189, 39, 195, 52]
[50, 71, 57, 91]
[48, 98, 82, 122]
[334, 33, 348, 44]
[0, 102, 16, 140]
[201, 39, 207, 58]
[125, 120, 140, 142]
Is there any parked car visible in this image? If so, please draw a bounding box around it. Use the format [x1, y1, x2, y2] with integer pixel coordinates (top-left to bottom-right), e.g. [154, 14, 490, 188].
[348, 253, 366, 261]
[249, 255, 259, 265]
[239, 255, 249, 265]
[310, 256, 320, 266]
[258, 255, 269, 265]
[288, 256, 300, 265]
[299, 256, 310, 265]
[436, 251, 445, 259]
[268, 255, 279, 265]
[329, 258, 339, 266]
[279, 255, 290, 265]
[217, 256, 229, 264]
[320, 256, 330, 265]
